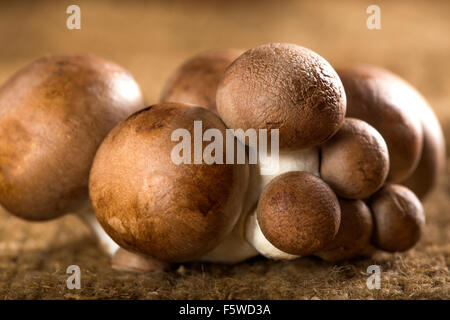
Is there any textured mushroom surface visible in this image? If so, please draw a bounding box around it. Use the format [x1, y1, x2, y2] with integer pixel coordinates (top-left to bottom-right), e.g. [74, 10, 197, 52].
[217, 43, 346, 149]
[89, 103, 249, 262]
[316, 199, 373, 262]
[369, 184, 425, 252]
[257, 171, 341, 256]
[320, 118, 389, 199]
[161, 49, 243, 112]
[0, 55, 145, 220]
[338, 64, 423, 183]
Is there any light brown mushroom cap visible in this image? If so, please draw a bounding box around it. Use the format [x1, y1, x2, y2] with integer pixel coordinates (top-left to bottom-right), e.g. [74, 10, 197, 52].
[320, 118, 389, 199]
[161, 49, 244, 113]
[403, 98, 446, 199]
[315, 199, 373, 262]
[89, 103, 249, 262]
[338, 64, 423, 183]
[0, 55, 145, 221]
[257, 171, 341, 256]
[369, 184, 425, 252]
[216, 43, 346, 149]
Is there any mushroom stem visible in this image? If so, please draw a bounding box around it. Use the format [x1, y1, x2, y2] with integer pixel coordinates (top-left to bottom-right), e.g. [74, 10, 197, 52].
[75, 201, 119, 256]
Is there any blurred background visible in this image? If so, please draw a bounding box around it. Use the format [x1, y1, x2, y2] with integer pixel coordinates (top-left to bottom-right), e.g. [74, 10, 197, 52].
[0, 0, 449, 299]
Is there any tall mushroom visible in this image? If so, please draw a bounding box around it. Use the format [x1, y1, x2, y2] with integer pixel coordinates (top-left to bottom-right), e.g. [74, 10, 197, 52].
[89, 103, 249, 263]
[0, 54, 146, 266]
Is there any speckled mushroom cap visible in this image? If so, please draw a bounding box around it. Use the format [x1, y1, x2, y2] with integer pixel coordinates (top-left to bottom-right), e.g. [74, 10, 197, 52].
[337, 64, 424, 183]
[216, 43, 346, 149]
[403, 98, 446, 199]
[0, 55, 145, 221]
[161, 49, 244, 113]
[315, 199, 373, 262]
[320, 118, 389, 199]
[369, 184, 425, 252]
[89, 103, 249, 262]
[256, 171, 341, 256]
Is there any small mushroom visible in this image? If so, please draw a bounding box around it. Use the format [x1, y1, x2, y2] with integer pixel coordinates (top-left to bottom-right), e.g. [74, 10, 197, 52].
[216, 43, 346, 150]
[369, 184, 425, 252]
[315, 199, 373, 262]
[0, 55, 151, 270]
[338, 64, 423, 183]
[89, 103, 249, 263]
[320, 118, 389, 199]
[246, 171, 341, 258]
[161, 49, 244, 112]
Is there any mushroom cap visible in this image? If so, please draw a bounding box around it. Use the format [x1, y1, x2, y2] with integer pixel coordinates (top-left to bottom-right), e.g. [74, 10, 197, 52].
[338, 64, 423, 183]
[369, 184, 425, 252]
[89, 103, 249, 262]
[403, 99, 446, 199]
[315, 199, 373, 262]
[320, 118, 389, 199]
[216, 43, 346, 149]
[0, 55, 145, 221]
[161, 49, 244, 113]
[257, 171, 341, 256]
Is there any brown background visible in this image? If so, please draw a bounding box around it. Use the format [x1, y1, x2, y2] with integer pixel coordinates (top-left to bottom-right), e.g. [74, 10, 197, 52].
[0, 0, 449, 299]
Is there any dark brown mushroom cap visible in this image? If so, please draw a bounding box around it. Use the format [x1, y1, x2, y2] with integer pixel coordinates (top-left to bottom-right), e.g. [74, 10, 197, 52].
[337, 64, 423, 183]
[369, 184, 425, 252]
[89, 103, 249, 262]
[315, 199, 373, 262]
[403, 99, 446, 199]
[161, 49, 244, 113]
[257, 171, 341, 256]
[320, 118, 389, 199]
[216, 43, 346, 149]
[0, 55, 145, 221]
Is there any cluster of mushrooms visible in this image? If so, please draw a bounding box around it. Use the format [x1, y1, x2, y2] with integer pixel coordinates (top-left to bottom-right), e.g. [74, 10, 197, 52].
[0, 43, 445, 272]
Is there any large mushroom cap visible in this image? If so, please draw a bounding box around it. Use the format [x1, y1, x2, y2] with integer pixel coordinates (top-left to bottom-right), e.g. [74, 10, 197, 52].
[257, 171, 341, 256]
[0, 55, 145, 221]
[161, 48, 244, 113]
[320, 118, 389, 199]
[216, 43, 346, 149]
[369, 184, 425, 252]
[338, 64, 424, 183]
[89, 103, 249, 262]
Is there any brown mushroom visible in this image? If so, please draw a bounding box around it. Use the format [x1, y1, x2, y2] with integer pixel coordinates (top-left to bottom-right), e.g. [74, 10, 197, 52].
[338, 64, 423, 183]
[369, 184, 425, 252]
[216, 43, 346, 150]
[315, 199, 373, 262]
[89, 102, 249, 262]
[250, 171, 341, 257]
[320, 118, 389, 199]
[161, 49, 244, 113]
[0, 54, 145, 221]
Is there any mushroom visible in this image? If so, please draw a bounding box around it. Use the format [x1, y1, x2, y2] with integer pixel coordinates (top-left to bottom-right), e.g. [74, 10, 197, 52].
[403, 96, 446, 199]
[0, 54, 152, 269]
[315, 199, 373, 262]
[89, 103, 249, 263]
[161, 49, 244, 113]
[369, 184, 425, 252]
[216, 43, 346, 150]
[337, 64, 423, 183]
[246, 171, 341, 259]
[320, 118, 389, 199]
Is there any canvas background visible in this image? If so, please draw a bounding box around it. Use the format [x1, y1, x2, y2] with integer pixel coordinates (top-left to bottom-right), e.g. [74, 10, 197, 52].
[0, 0, 449, 299]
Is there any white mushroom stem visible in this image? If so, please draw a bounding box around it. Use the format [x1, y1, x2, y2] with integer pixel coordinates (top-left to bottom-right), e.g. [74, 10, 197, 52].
[75, 201, 119, 256]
